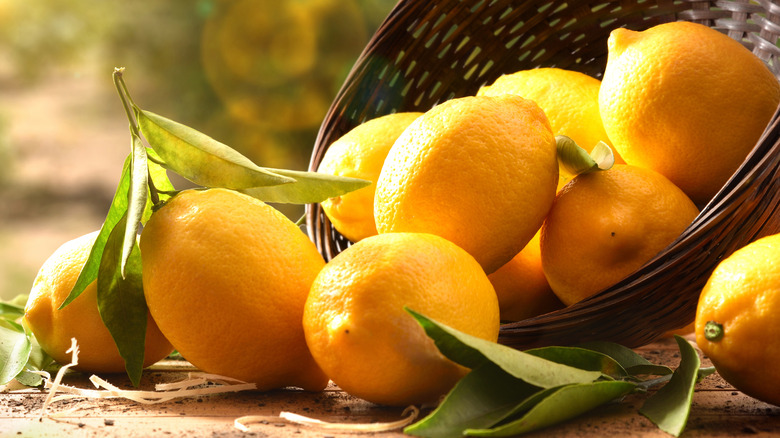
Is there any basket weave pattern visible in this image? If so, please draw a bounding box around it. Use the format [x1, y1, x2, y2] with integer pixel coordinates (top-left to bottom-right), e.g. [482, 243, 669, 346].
[306, 0, 780, 349]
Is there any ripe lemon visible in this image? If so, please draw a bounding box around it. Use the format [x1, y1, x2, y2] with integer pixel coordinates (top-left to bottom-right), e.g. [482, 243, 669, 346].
[541, 164, 699, 305]
[23, 231, 173, 373]
[374, 95, 558, 274]
[599, 21, 780, 206]
[303, 232, 500, 406]
[139, 188, 328, 391]
[488, 232, 563, 322]
[696, 233, 780, 406]
[478, 67, 621, 167]
[317, 112, 422, 242]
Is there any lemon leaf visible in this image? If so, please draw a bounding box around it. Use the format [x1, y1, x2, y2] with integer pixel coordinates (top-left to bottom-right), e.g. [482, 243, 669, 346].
[61, 155, 132, 309]
[0, 300, 25, 322]
[144, 148, 176, 222]
[524, 346, 628, 378]
[406, 309, 600, 388]
[121, 134, 148, 279]
[241, 168, 371, 204]
[464, 381, 637, 437]
[14, 334, 55, 387]
[405, 363, 541, 438]
[136, 110, 294, 189]
[639, 336, 703, 437]
[576, 341, 673, 376]
[0, 325, 31, 385]
[556, 135, 614, 177]
[97, 212, 148, 387]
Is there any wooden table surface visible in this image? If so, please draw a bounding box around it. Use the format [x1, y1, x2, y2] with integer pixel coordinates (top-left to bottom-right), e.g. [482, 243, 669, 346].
[2, 336, 779, 438]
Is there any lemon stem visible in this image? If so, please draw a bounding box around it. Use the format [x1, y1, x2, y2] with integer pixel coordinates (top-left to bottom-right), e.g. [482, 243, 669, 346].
[704, 321, 724, 342]
[114, 67, 165, 207]
[556, 135, 615, 177]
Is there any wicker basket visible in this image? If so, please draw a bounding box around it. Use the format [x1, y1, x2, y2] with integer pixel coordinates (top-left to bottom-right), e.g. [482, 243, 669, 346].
[305, 0, 780, 349]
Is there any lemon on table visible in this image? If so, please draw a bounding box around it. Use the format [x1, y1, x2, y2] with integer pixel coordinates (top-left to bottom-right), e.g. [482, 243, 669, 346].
[23, 231, 173, 373]
[139, 188, 328, 391]
[540, 164, 699, 306]
[599, 21, 780, 206]
[478, 67, 621, 167]
[303, 232, 500, 406]
[317, 112, 422, 242]
[696, 233, 780, 406]
[488, 232, 563, 322]
[374, 95, 559, 274]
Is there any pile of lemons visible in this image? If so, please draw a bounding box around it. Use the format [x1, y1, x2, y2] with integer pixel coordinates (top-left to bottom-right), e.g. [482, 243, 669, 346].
[23, 21, 780, 408]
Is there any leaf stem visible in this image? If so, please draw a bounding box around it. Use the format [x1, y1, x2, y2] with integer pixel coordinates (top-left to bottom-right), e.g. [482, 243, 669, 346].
[112, 68, 142, 140]
[147, 167, 160, 206]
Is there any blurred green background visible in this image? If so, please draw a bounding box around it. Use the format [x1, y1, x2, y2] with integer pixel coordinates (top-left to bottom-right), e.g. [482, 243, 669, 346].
[0, 0, 398, 301]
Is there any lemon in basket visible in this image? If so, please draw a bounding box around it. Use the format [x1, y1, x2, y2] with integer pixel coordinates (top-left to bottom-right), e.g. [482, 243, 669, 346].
[139, 188, 329, 391]
[23, 231, 174, 373]
[488, 232, 563, 322]
[695, 233, 780, 407]
[478, 67, 621, 167]
[317, 112, 422, 242]
[374, 95, 558, 274]
[303, 232, 500, 406]
[540, 164, 699, 306]
[599, 21, 780, 206]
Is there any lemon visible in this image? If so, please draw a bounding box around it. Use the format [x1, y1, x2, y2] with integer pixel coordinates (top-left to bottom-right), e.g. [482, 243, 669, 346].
[303, 232, 500, 406]
[488, 232, 563, 321]
[317, 112, 422, 242]
[599, 21, 780, 205]
[478, 67, 621, 166]
[541, 164, 699, 305]
[374, 95, 558, 274]
[696, 233, 780, 406]
[23, 231, 173, 373]
[140, 188, 328, 391]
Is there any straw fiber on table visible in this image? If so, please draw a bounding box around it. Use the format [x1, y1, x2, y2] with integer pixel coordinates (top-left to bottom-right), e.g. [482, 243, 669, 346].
[306, 0, 780, 349]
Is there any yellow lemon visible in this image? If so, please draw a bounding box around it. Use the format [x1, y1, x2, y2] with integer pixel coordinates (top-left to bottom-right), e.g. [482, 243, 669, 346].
[140, 188, 328, 391]
[478, 67, 621, 166]
[23, 231, 173, 373]
[541, 164, 699, 305]
[599, 21, 780, 206]
[696, 233, 780, 406]
[303, 232, 500, 406]
[374, 95, 558, 274]
[317, 112, 422, 242]
[488, 232, 563, 322]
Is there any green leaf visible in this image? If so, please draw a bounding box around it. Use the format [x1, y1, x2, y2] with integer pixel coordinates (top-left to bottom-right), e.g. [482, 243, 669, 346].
[556, 135, 614, 177]
[0, 325, 31, 385]
[639, 336, 701, 437]
[145, 148, 176, 219]
[405, 363, 541, 438]
[407, 309, 600, 388]
[0, 299, 25, 322]
[241, 168, 371, 204]
[122, 135, 148, 278]
[136, 110, 294, 189]
[576, 341, 673, 376]
[525, 346, 627, 378]
[97, 213, 148, 387]
[464, 380, 636, 437]
[61, 155, 132, 309]
[14, 334, 55, 387]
